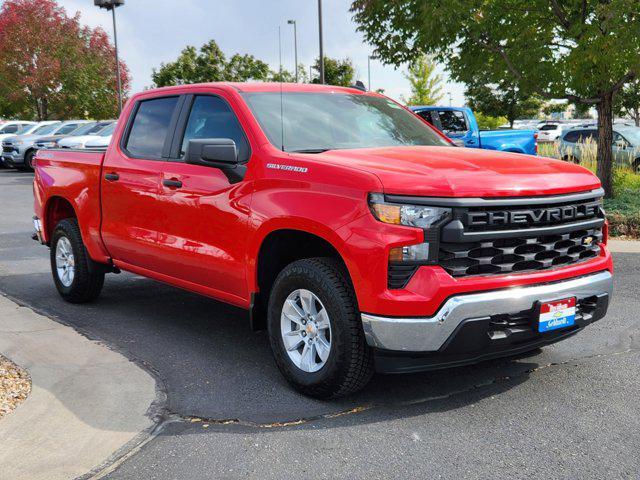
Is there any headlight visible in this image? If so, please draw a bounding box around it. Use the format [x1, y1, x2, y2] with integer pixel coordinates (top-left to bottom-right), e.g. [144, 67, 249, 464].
[40, 142, 57, 148]
[369, 193, 451, 265]
[13, 140, 23, 145]
[368, 193, 451, 228]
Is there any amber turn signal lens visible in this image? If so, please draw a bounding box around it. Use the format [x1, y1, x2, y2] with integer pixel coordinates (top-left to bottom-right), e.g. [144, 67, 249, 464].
[389, 247, 404, 263]
[371, 203, 401, 225]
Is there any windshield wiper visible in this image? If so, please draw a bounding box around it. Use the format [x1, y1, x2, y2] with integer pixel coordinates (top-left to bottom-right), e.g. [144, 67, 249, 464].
[289, 148, 331, 154]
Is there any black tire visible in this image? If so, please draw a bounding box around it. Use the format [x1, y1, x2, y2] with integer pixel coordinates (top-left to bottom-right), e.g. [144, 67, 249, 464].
[563, 155, 580, 164]
[18, 150, 35, 172]
[267, 257, 373, 399]
[633, 158, 640, 174]
[50, 218, 105, 303]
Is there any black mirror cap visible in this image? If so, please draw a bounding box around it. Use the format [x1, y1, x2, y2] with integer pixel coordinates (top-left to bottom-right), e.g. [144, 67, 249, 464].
[186, 138, 238, 168]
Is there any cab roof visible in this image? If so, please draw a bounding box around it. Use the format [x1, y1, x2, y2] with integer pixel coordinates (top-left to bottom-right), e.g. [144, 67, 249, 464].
[144, 82, 371, 96]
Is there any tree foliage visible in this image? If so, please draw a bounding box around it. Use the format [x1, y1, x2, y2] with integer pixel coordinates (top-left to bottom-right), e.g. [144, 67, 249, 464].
[615, 80, 640, 126]
[466, 83, 540, 127]
[401, 54, 444, 106]
[152, 40, 271, 87]
[0, 0, 130, 120]
[351, 0, 640, 197]
[475, 112, 508, 130]
[311, 57, 355, 87]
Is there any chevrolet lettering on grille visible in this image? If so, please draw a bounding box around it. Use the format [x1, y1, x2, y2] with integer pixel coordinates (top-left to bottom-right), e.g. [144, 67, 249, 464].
[464, 202, 601, 227]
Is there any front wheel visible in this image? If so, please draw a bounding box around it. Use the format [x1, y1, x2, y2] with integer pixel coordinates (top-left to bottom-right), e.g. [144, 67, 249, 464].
[267, 258, 373, 399]
[50, 218, 105, 303]
[19, 150, 36, 172]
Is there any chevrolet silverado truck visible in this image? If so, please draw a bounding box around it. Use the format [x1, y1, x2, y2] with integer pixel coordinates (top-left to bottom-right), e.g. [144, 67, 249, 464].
[33, 83, 613, 398]
[411, 106, 538, 154]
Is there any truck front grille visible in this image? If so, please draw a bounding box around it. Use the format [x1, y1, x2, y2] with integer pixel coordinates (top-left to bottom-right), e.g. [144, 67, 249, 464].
[2, 146, 14, 153]
[439, 228, 602, 277]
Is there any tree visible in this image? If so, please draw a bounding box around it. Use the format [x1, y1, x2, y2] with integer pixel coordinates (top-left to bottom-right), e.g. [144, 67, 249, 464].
[351, 0, 640, 198]
[542, 101, 568, 118]
[466, 83, 541, 127]
[0, 0, 130, 120]
[615, 80, 640, 126]
[269, 63, 309, 83]
[475, 112, 508, 130]
[311, 57, 355, 87]
[152, 40, 270, 87]
[401, 54, 444, 106]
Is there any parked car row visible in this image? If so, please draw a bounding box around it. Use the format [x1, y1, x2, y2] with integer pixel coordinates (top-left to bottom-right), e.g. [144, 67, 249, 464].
[559, 124, 640, 171]
[0, 119, 116, 171]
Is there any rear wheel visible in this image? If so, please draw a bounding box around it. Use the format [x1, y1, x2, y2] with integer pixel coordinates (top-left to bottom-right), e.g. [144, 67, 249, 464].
[633, 158, 640, 174]
[50, 218, 105, 303]
[563, 154, 580, 164]
[267, 258, 373, 399]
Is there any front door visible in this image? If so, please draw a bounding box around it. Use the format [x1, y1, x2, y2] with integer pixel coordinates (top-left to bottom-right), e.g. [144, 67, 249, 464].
[101, 95, 182, 271]
[153, 94, 254, 304]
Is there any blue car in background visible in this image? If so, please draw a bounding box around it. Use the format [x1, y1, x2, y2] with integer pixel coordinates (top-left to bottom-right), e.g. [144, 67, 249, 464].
[410, 106, 538, 155]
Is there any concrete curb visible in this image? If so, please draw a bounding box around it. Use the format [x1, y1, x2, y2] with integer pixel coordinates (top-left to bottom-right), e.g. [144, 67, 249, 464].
[0, 295, 157, 480]
[608, 239, 640, 253]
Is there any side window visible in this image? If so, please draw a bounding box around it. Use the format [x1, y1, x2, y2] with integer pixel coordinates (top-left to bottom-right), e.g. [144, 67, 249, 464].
[438, 110, 468, 133]
[585, 129, 599, 142]
[563, 131, 579, 143]
[180, 95, 250, 162]
[1, 124, 19, 134]
[126, 96, 180, 158]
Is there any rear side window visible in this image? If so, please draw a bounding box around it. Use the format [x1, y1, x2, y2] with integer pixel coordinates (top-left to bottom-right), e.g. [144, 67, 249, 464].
[415, 110, 437, 127]
[539, 124, 558, 131]
[180, 95, 250, 162]
[438, 110, 467, 133]
[126, 96, 180, 158]
[563, 131, 580, 143]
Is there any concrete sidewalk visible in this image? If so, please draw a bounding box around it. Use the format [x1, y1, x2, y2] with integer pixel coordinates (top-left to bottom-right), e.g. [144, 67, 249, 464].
[0, 295, 158, 480]
[608, 239, 640, 253]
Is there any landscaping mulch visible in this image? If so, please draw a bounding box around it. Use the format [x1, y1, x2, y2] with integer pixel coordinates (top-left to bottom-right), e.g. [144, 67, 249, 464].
[0, 354, 31, 419]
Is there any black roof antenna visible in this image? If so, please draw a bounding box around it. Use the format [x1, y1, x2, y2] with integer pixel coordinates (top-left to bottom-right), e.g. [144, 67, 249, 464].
[351, 80, 367, 92]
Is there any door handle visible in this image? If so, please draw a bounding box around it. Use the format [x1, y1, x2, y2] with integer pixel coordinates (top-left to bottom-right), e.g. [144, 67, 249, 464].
[104, 173, 119, 181]
[162, 179, 182, 189]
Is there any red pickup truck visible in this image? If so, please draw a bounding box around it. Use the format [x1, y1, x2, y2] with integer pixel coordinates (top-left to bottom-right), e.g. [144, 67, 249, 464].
[33, 83, 613, 398]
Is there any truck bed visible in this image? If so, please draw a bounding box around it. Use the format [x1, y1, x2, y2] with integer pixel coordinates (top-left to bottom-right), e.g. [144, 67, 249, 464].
[478, 129, 537, 153]
[33, 148, 108, 262]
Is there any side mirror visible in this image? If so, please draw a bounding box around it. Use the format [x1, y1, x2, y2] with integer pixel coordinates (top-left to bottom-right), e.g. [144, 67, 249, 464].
[614, 139, 627, 149]
[186, 138, 238, 168]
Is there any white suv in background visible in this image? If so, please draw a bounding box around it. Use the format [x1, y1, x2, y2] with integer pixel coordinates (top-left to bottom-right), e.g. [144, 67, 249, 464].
[536, 122, 568, 142]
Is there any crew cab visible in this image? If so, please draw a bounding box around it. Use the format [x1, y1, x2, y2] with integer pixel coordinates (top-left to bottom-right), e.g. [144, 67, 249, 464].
[33, 83, 613, 398]
[411, 106, 538, 154]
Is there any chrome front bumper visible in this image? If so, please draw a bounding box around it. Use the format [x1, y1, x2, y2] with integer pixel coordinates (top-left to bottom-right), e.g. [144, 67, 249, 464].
[361, 271, 613, 352]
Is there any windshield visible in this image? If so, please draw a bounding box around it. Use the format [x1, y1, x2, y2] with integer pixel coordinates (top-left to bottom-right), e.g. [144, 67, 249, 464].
[241, 92, 450, 152]
[32, 123, 59, 135]
[619, 128, 640, 146]
[97, 123, 116, 136]
[66, 123, 97, 136]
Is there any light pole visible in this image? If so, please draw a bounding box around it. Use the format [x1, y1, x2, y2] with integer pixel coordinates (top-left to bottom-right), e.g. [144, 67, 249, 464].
[287, 19, 298, 83]
[367, 55, 375, 91]
[448, 92, 453, 107]
[94, 0, 124, 114]
[317, 0, 325, 84]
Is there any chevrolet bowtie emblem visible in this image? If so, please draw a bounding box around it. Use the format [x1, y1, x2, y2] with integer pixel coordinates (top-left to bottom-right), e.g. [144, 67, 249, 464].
[582, 236, 594, 246]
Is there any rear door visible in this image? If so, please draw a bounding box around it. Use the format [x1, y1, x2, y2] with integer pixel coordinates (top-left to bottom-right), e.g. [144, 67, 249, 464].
[101, 95, 182, 270]
[152, 93, 254, 302]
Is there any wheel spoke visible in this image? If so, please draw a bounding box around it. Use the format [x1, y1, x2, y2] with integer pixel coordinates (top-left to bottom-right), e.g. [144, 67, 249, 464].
[315, 308, 330, 329]
[283, 299, 305, 325]
[300, 342, 315, 371]
[283, 331, 304, 351]
[315, 336, 330, 362]
[299, 290, 317, 316]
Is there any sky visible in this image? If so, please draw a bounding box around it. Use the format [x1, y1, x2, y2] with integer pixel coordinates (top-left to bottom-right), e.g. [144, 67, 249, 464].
[58, 0, 467, 106]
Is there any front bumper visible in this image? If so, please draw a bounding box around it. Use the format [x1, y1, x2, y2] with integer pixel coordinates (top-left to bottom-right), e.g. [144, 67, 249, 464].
[362, 270, 612, 370]
[2, 148, 25, 166]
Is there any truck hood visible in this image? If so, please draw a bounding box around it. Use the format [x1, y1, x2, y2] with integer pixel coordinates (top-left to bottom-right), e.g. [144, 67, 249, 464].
[307, 146, 601, 197]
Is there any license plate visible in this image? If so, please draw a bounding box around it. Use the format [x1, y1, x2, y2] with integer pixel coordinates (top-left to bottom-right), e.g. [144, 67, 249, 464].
[538, 297, 576, 333]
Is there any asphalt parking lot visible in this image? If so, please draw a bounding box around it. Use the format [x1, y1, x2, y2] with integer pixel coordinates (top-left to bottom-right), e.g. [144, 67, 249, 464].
[1, 169, 639, 479]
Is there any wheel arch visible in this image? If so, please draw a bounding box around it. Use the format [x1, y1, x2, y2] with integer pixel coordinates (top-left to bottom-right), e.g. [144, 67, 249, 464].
[249, 226, 354, 331]
[44, 196, 77, 244]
